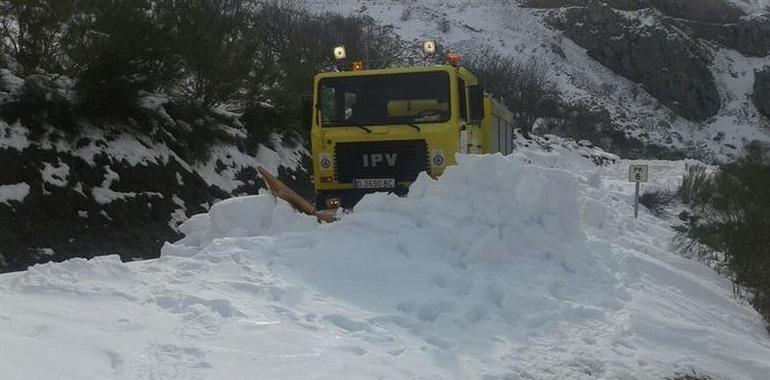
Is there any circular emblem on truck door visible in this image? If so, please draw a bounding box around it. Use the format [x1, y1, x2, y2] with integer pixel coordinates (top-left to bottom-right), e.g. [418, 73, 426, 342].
[319, 153, 332, 170]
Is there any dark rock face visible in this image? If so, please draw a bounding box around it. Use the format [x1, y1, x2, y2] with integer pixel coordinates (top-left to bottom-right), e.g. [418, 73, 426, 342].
[734, 14, 770, 57]
[526, 0, 769, 56]
[522, 0, 648, 11]
[681, 13, 770, 57]
[648, 0, 745, 23]
[0, 144, 222, 273]
[755, 67, 770, 117]
[549, 2, 722, 121]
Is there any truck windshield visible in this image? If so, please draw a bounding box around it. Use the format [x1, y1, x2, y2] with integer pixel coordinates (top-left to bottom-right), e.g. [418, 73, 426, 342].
[318, 71, 450, 127]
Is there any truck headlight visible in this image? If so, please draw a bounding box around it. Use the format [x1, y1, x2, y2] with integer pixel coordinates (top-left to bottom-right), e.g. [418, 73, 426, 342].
[325, 197, 341, 209]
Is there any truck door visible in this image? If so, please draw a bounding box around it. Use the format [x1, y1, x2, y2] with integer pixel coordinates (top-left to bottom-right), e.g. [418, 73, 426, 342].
[458, 79, 484, 154]
[466, 85, 485, 153]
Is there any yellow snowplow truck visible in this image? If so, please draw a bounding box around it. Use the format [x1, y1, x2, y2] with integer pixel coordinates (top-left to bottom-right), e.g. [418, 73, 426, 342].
[304, 55, 514, 210]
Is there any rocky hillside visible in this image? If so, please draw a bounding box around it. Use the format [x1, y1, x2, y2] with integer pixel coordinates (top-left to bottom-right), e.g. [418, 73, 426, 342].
[0, 112, 307, 273]
[309, 0, 770, 161]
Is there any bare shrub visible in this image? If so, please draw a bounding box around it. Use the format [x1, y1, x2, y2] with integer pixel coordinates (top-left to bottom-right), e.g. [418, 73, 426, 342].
[400, 8, 412, 21]
[438, 19, 450, 33]
[465, 51, 558, 136]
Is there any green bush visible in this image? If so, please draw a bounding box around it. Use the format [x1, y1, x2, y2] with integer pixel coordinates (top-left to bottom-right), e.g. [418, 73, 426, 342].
[65, 0, 183, 117]
[0, 0, 405, 157]
[677, 164, 712, 208]
[639, 189, 676, 217]
[0, 0, 76, 74]
[676, 145, 770, 330]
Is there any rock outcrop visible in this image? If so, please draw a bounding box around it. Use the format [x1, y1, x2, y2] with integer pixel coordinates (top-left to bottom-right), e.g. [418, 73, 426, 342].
[549, 2, 722, 122]
[681, 13, 770, 57]
[522, 0, 647, 10]
[527, 0, 769, 57]
[648, 0, 746, 23]
[755, 67, 770, 117]
[733, 14, 770, 57]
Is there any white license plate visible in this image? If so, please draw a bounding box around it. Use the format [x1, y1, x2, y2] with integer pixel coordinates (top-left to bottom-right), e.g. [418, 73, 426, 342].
[353, 178, 395, 189]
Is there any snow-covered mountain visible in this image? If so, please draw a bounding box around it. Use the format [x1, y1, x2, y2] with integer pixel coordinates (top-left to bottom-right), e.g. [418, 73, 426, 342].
[307, 0, 770, 162]
[1, 139, 768, 379]
[2, 2, 769, 378]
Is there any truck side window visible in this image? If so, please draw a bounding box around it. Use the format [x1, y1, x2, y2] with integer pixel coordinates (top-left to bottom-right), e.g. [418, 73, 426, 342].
[458, 78, 467, 121]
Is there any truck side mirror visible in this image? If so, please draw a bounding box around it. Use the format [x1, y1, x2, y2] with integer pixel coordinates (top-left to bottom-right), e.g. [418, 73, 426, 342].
[302, 96, 312, 129]
[468, 85, 485, 123]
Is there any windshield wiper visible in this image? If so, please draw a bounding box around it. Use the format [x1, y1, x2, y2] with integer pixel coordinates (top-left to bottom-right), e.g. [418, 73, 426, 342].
[322, 121, 372, 133]
[353, 124, 372, 133]
[323, 120, 424, 132]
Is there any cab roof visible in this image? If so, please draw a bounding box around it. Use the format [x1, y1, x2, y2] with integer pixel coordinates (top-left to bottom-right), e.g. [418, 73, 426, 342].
[314, 64, 478, 84]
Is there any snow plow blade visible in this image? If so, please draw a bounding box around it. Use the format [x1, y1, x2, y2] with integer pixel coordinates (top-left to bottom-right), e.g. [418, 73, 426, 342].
[257, 166, 337, 223]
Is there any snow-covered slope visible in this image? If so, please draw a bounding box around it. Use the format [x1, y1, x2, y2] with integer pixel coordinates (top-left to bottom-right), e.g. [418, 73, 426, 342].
[727, 0, 770, 13]
[306, 0, 770, 162]
[1, 142, 768, 379]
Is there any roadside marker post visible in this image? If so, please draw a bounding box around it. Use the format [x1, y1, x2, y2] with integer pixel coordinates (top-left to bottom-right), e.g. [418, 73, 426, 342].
[628, 164, 649, 219]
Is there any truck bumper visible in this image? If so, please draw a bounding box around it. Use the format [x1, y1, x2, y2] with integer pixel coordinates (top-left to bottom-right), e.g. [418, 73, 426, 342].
[315, 187, 409, 210]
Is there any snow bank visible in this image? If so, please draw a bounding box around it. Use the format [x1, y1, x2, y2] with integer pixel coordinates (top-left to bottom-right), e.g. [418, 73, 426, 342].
[163, 193, 318, 255]
[2, 150, 769, 379]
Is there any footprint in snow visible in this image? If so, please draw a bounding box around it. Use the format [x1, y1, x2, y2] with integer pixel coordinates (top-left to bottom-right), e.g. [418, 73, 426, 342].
[397, 301, 454, 322]
[138, 344, 211, 380]
[324, 314, 372, 333]
[104, 350, 124, 372]
[153, 294, 243, 318]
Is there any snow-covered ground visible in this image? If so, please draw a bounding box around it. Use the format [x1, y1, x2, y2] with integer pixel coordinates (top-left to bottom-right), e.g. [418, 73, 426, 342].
[1, 143, 768, 379]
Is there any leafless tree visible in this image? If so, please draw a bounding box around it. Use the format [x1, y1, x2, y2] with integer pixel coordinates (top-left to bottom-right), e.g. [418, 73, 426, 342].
[466, 51, 558, 137]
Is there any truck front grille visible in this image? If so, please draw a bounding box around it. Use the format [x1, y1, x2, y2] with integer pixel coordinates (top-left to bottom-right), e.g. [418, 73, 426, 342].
[334, 140, 430, 183]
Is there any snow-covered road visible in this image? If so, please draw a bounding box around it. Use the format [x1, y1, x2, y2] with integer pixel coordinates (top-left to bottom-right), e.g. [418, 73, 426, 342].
[1, 140, 768, 379]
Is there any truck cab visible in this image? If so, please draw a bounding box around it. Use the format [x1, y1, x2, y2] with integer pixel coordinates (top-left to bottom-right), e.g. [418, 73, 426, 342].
[308, 63, 512, 210]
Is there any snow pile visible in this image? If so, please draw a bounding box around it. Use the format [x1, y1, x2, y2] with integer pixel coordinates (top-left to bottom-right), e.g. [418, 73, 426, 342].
[1, 150, 769, 379]
[164, 193, 318, 255]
